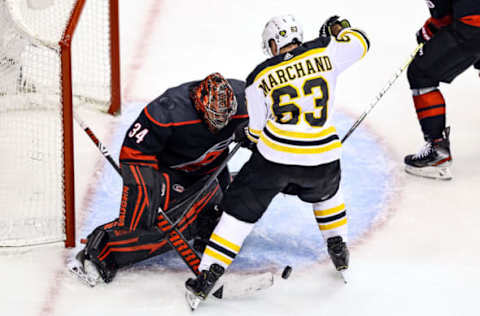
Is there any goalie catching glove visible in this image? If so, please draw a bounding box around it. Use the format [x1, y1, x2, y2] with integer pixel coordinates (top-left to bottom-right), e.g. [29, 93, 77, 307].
[319, 15, 351, 38]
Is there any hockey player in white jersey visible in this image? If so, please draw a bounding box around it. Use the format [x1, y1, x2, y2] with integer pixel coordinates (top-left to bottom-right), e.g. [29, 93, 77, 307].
[184, 14, 370, 309]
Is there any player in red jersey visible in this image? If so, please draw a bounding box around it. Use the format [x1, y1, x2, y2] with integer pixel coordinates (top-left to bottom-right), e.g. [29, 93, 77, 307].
[404, 0, 480, 180]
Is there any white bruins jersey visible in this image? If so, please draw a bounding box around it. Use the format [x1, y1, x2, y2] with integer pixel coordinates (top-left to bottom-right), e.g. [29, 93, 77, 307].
[245, 28, 369, 166]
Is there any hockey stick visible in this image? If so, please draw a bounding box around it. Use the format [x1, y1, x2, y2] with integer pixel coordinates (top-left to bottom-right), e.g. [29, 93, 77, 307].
[75, 112, 239, 235]
[166, 143, 241, 231]
[75, 112, 240, 205]
[341, 43, 424, 143]
[74, 113, 122, 175]
[157, 210, 273, 301]
[156, 210, 224, 299]
[75, 120, 269, 297]
[74, 115, 230, 255]
[75, 114, 239, 234]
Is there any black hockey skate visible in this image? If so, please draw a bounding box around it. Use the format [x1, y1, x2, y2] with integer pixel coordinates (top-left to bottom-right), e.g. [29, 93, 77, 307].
[185, 263, 225, 310]
[327, 236, 349, 283]
[404, 127, 452, 180]
[327, 236, 349, 271]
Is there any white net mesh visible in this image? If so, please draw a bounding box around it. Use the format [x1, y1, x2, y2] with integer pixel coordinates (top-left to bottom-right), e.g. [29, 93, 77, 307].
[0, 0, 115, 246]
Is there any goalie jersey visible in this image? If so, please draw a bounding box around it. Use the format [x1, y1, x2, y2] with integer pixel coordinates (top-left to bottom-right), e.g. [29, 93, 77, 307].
[245, 28, 369, 166]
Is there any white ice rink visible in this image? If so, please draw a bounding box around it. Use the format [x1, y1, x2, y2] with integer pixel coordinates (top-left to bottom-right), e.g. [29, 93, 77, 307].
[2, 1, 480, 315]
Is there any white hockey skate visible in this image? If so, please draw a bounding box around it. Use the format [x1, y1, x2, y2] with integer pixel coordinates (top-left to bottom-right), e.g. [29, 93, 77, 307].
[67, 251, 101, 287]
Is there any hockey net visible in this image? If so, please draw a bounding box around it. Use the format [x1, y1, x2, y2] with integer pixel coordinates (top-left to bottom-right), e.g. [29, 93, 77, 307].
[0, 0, 120, 247]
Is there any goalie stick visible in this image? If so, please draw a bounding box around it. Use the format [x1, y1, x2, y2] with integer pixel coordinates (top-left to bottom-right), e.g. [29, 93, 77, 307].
[165, 143, 240, 231]
[76, 113, 241, 235]
[74, 113, 239, 237]
[74, 113, 122, 175]
[157, 209, 273, 301]
[76, 113, 240, 234]
[341, 43, 424, 143]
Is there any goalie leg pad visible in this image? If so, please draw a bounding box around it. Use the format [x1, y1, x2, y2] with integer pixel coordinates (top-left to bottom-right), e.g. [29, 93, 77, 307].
[83, 228, 118, 283]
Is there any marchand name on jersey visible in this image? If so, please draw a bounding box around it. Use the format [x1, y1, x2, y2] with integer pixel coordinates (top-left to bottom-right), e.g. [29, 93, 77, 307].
[258, 56, 332, 96]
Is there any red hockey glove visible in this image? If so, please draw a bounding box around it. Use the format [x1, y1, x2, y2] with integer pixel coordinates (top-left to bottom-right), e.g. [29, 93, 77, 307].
[416, 16, 452, 44]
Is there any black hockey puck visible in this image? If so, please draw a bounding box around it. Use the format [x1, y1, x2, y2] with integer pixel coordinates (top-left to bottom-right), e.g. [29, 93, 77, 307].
[281, 265, 292, 279]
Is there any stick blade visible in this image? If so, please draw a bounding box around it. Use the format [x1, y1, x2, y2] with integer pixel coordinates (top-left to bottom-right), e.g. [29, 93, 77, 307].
[221, 272, 274, 299]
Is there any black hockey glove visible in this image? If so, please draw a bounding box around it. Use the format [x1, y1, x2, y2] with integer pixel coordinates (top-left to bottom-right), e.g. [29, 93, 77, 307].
[416, 16, 452, 44]
[319, 15, 351, 38]
[474, 60, 480, 78]
[233, 121, 255, 150]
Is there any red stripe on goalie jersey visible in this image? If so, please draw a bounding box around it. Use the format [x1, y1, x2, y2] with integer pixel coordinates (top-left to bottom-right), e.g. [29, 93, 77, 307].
[174, 149, 225, 172]
[144, 107, 247, 127]
[414, 90, 445, 120]
[460, 15, 480, 27]
[119, 146, 159, 169]
[144, 107, 202, 127]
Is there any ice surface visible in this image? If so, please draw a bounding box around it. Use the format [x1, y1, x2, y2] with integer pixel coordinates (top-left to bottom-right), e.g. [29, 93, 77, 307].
[1, 1, 479, 315]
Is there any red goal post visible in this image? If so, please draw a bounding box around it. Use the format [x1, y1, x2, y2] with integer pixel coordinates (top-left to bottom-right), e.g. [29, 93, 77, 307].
[0, 0, 121, 248]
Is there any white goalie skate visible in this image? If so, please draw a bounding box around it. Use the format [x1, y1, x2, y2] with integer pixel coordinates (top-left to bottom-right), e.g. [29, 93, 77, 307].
[67, 251, 101, 287]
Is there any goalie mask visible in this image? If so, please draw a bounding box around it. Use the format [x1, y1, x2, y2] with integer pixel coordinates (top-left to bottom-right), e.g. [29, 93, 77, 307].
[262, 15, 303, 57]
[191, 73, 238, 132]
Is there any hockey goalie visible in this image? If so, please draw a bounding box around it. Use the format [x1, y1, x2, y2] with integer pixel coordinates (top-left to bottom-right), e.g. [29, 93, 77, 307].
[69, 73, 249, 286]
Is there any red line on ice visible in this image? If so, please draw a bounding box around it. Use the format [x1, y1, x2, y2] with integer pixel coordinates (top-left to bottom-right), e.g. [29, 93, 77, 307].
[38, 1, 164, 315]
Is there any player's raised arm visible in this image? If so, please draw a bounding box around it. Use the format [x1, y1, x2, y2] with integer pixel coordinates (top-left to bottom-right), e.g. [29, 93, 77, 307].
[320, 15, 370, 73]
